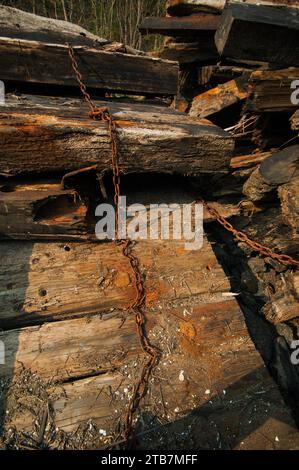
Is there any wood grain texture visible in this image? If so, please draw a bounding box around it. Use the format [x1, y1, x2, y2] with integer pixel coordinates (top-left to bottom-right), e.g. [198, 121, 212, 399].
[279, 178, 299, 233]
[190, 77, 250, 118]
[215, 3, 299, 67]
[0, 94, 234, 177]
[161, 36, 219, 64]
[0, 239, 230, 327]
[247, 69, 299, 112]
[167, 0, 225, 16]
[166, 0, 299, 16]
[139, 14, 220, 36]
[0, 5, 107, 46]
[0, 182, 88, 239]
[0, 37, 178, 96]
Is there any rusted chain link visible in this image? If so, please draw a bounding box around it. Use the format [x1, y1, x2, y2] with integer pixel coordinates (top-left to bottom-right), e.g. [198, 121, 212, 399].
[198, 198, 299, 269]
[67, 44, 159, 443]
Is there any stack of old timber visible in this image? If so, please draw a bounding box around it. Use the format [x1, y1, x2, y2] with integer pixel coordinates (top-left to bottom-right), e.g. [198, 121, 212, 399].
[140, 0, 299, 446]
[0, 3, 299, 451]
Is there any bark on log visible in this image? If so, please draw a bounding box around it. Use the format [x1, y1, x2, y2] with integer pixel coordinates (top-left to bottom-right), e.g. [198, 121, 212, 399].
[247, 69, 299, 113]
[190, 77, 250, 118]
[0, 94, 234, 177]
[0, 38, 178, 96]
[215, 3, 299, 67]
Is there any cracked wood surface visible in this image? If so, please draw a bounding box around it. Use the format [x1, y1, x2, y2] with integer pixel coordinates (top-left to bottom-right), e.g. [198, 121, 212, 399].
[0, 94, 234, 177]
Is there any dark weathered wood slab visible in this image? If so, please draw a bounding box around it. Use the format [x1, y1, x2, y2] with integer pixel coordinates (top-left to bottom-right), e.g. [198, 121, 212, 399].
[167, 0, 225, 16]
[0, 94, 234, 177]
[0, 182, 88, 240]
[215, 3, 299, 67]
[0, 238, 230, 328]
[190, 77, 250, 118]
[161, 36, 218, 63]
[0, 37, 178, 96]
[247, 69, 299, 112]
[166, 0, 298, 16]
[139, 14, 220, 36]
[2, 237, 299, 449]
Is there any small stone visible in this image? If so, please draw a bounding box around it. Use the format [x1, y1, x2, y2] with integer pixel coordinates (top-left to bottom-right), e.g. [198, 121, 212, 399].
[179, 370, 185, 382]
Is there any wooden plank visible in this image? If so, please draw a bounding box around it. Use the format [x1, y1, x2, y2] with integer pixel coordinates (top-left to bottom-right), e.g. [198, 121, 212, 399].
[0, 5, 107, 47]
[243, 146, 299, 202]
[0, 298, 247, 383]
[247, 69, 299, 112]
[279, 177, 299, 233]
[0, 183, 239, 240]
[0, 94, 234, 177]
[215, 3, 299, 67]
[0, 239, 230, 327]
[3, 295, 299, 450]
[0, 37, 178, 96]
[166, 0, 299, 16]
[263, 272, 299, 324]
[230, 151, 271, 169]
[0, 181, 89, 240]
[167, 0, 225, 16]
[139, 14, 220, 36]
[161, 36, 219, 63]
[190, 77, 250, 118]
[49, 368, 299, 450]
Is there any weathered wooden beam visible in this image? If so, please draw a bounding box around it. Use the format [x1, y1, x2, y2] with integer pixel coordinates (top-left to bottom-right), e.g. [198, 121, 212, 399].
[161, 36, 219, 63]
[0, 183, 239, 240]
[0, 239, 230, 328]
[0, 37, 178, 96]
[243, 146, 299, 202]
[3, 295, 299, 450]
[0, 5, 107, 47]
[0, 182, 89, 240]
[190, 77, 250, 118]
[247, 69, 299, 113]
[291, 109, 299, 131]
[139, 14, 220, 36]
[167, 0, 299, 17]
[215, 3, 299, 67]
[263, 272, 299, 324]
[279, 177, 299, 234]
[230, 151, 271, 170]
[167, 0, 225, 16]
[0, 94, 234, 177]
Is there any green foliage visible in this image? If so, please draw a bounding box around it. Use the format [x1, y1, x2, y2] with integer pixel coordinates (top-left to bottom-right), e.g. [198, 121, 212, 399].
[0, 0, 166, 51]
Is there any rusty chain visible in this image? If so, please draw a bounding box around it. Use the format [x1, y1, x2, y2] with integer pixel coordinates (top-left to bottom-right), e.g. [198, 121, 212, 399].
[67, 44, 159, 444]
[198, 199, 299, 269]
